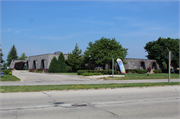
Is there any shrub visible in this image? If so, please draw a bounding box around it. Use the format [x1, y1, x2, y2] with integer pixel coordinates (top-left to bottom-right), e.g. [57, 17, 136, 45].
[77, 70, 88, 75]
[153, 70, 162, 74]
[3, 69, 12, 75]
[135, 69, 147, 74]
[175, 70, 179, 73]
[67, 66, 72, 72]
[35, 71, 43, 73]
[49, 57, 58, 73]
[82, 73, 94, 76]
[131, 70, 135, 74]
[82, 73, 102, 76]
[100, 69, 117, 75]
[57, 53, 67, 72]
[8, 72, 12, 75]
[91, 73, 102, 75]
[77, 69, 117, 75]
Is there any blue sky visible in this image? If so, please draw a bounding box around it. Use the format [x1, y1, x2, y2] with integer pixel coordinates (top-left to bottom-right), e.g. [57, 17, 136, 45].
[1, 1, 179, 62]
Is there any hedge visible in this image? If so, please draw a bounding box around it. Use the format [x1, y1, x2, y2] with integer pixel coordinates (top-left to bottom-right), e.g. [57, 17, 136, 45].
[77, 69, 118, 75]
[82, 73, 102, 76]
[153, 70, 162, 74]
[135, 69, 147, 74]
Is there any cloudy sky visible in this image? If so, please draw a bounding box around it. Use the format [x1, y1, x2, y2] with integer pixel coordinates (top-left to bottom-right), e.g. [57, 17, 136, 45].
[1, 0, 179, 62]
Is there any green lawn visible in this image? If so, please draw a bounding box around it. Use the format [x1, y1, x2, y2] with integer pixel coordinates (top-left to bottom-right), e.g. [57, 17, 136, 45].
[0, 82, 179, 93]
[0, 75, 20, 81]
[105, 73, 180, 80]
[59, 73, 77, 75]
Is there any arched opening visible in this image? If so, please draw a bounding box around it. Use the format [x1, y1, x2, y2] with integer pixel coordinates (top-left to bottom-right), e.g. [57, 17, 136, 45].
[33, 60, 36, 69]
[41, 60, 45, 69]
[14, 62, 26, 70]
[140, 61, 145, 70]
[152, 62, 157, 70]
[26, 61, 29, 70]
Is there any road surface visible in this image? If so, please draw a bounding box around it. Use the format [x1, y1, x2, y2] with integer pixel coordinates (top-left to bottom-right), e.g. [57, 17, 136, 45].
[0, 86, 180, 119]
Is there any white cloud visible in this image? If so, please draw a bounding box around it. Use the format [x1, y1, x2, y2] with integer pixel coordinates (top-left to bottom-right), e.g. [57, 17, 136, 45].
[15, 31, 19, 34]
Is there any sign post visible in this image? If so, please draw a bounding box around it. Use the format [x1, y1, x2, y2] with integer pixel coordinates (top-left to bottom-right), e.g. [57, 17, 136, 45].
[166, 50, 174, 84]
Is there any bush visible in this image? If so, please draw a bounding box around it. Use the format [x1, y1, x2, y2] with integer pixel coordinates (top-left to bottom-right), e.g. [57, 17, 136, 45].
[131, 70, 135, 74]
[92, 73, 102, 75]
[49, 57, 58, 73]
[77, 69, 118, 75]
[8, 72, 12, 75]
[77, 70, 88, 75]
[3, 69, 12, 75]
[82, 73, 94, 76]
[175, 70, 179, 73]
[82, 73, 102, 76]
[135, 69, 147, 74]
[35, 71, 43, 73]
[57, 53, 67, 72]
[153, 70, 162, 74]
[67, 66, 72, 72]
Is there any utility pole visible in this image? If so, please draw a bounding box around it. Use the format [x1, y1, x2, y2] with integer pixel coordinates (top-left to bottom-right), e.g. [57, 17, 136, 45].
[167, 47, 171, 84]
[112, 57, 114, 78]
[168, 51, 171, 84]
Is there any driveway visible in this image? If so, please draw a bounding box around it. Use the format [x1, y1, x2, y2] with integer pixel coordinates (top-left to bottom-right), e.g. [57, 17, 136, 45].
[0, 70, 179, 86]
[12, 70, 92, 82]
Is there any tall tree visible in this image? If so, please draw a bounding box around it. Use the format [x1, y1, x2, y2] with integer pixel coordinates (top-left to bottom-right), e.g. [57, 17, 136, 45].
[144, 37, 179, 68]
[49, 57, 58, 73]
[67, 43, 83, 71]
[0, 44, 4, 64]
[57, 53, 67, 72]
[19, 53, 28, 60]
[83, 37, 128, 69]
[7, 45, 18, 66]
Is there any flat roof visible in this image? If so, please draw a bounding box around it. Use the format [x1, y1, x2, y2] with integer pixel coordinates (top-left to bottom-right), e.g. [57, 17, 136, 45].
[124, 58, 156, 60]
[29, 53, 68, 57]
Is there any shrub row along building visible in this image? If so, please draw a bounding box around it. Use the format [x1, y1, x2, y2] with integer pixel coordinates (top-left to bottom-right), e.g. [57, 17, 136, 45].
[10, 51, 163, 73]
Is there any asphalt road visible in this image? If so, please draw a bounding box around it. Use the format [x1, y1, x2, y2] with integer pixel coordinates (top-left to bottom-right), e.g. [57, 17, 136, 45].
[0, 70, 179, 86]
[0, 86, 180, 119]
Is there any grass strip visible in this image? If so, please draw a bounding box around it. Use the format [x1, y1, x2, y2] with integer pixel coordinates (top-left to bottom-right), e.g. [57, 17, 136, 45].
[0, 82, 179, 93]
[0, 75, 20, 81]
[105, 73, 179, 80]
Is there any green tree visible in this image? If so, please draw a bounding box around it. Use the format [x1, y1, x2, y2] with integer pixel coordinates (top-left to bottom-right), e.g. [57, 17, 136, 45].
[67, 43, 83, 71]
[19, 53, 28, 60]
[57, 53, 67, 72]
[144, 37, 179, 68]
[83, 37, 128, 69]
[49, 57, 58, 73]
[1, 62, 7, 70]
[0, 44, 4, 64]
[7, 45, 18, 66]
